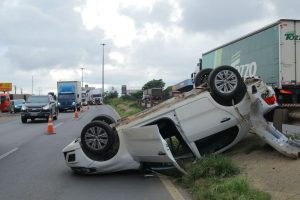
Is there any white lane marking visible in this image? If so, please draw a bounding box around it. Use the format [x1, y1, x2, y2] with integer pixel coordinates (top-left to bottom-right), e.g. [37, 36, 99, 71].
[0, 148, 19, 160]
[54, 122, 63, 128]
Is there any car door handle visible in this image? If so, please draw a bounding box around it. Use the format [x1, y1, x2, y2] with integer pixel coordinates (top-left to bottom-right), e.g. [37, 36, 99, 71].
[220, 117, 230, 123]
[158, 151, 166, 156]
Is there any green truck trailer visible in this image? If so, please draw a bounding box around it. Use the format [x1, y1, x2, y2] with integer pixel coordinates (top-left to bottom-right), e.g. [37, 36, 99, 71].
[194, 19, 300, 129]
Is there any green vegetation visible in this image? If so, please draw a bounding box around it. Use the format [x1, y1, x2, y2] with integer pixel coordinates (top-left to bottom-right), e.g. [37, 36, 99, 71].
[142, 79, 165, 90]
[105, 98, 143, 118]
[180, 155, 271, 200]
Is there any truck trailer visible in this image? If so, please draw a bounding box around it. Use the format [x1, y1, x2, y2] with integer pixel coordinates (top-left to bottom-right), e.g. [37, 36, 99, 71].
[193, 19, 300, 130]
[57, 81, 82, 112]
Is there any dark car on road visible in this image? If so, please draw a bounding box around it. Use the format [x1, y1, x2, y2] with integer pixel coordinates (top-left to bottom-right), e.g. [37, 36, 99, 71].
[21, 94, 58, 123]
[10, 99, 25, 113]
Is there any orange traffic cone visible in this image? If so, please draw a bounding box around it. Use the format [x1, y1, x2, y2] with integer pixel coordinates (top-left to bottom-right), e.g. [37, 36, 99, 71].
[74, 109, 78, 118]
[47, 115, 55, 134]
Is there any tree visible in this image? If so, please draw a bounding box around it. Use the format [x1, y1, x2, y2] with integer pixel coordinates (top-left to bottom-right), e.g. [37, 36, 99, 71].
[162, 86, 172, 100]
[130, 90, 143, 100]
[142, 79, 165, 90]
[104, 90, 118, 101]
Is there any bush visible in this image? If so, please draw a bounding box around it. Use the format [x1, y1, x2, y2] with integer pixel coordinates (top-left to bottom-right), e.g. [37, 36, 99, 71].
[182, 155, 240, 184]
[179, 155, 270, 200]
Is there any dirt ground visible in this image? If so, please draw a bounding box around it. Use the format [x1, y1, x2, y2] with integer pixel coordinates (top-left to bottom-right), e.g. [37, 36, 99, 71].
[225, 133, 300, 200]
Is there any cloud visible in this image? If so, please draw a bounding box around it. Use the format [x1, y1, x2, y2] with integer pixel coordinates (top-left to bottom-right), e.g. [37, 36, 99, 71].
[1, 0, 300, 94]
[179, 0, 269, 33]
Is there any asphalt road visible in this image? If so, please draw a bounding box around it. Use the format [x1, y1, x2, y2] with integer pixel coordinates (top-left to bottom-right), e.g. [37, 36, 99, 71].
[0, 106, 187, 200]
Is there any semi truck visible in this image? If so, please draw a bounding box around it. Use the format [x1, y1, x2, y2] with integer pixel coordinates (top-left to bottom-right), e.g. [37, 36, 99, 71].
[193, 19, 300, 130]
[57, 81, 82, 112]
[87, 89, 103, 105]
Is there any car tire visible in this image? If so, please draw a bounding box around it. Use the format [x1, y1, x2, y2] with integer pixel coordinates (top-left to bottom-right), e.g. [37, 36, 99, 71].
[194, 68, 213, 87]
[208, 65, 246, 106]
[273, 108, 289, 132]
[21, 117, 27, 123]
[81, 121, 115, 155]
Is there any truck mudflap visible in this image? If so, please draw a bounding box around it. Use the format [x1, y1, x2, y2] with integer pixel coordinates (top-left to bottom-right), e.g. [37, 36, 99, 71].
[249, 93, 300, 159]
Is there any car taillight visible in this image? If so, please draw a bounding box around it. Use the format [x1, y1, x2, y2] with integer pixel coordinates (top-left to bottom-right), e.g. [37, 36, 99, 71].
[280, 89, 293, 94]
[264, 95, 277, 105]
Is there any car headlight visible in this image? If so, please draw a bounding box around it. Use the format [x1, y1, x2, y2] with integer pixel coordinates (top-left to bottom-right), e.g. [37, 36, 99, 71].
[72, 102, 76, 106]
[21, 105, 27, 110]
[42, 105, 50, 110]
[58, 102, 60, 106]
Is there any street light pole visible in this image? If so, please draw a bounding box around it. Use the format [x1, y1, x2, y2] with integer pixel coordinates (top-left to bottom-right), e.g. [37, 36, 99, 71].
[101, 43, 106, 98]
[80, 67, 84, 89]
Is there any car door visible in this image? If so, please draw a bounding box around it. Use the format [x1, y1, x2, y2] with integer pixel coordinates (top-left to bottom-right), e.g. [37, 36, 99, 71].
[121, 125, 187, 174]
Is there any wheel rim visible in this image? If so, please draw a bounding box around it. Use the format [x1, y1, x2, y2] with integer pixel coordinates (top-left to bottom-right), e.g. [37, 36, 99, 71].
[214, 70, 238, 94]
[84, 126, 108, 151]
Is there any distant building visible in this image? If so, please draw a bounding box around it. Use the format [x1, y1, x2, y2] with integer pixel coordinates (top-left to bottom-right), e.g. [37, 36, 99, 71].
[126, 89, 140, 95]
[83, 84, 95, 93]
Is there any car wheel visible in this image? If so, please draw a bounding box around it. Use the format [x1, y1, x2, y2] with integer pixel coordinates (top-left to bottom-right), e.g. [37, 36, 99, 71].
[273, 108, 288, 132]
[81, 121, 115, 155]
[208, 65, 246, 106]
[194, 68, 213, 87]
[53, 109, 58, 120]
[21, 117, 27, 123]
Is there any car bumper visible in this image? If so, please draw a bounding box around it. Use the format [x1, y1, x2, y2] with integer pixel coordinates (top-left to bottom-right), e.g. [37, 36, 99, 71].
[21, 111, 50, 118]
[59, 105, 75, 111]
[62, 137, 140, 174]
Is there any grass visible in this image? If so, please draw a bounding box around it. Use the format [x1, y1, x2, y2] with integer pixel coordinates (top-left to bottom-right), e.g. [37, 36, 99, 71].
[105, 98, 143, 118]
[180, 155, 271, 200]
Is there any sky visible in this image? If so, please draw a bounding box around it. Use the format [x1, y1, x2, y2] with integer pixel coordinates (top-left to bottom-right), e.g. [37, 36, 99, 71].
[1, 0, 300, 95]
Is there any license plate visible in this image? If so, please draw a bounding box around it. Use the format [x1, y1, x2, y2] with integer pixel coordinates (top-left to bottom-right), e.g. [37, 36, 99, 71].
[30, 113, 38, 116]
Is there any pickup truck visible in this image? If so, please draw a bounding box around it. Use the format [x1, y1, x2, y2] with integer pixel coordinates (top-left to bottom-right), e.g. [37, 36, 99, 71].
[21, 94, 58, 123]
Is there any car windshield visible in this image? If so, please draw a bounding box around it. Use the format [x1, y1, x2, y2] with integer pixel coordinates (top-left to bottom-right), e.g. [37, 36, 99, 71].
[14, 99, 25, 104]
[58, 94, 75, 100]
[27, 96, 49, 103]
[0, 96, 5, 103]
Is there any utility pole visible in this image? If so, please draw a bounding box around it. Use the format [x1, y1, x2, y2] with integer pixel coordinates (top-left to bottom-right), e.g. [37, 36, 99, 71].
[101, 43, 106, 98]
[32, 76, 34, 95]
[80, 67, 84, 90]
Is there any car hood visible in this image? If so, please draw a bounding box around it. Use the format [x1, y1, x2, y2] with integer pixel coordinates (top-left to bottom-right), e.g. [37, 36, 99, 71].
[25, 103, 48, 107]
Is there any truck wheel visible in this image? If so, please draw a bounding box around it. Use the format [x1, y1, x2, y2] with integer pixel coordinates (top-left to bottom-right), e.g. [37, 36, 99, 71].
[81, 121, 115, 155]
[273, 108, 289, 132]
[194, 68, 213, 87]
[21, 117, 27, 123]
[208, 66, 246, 106]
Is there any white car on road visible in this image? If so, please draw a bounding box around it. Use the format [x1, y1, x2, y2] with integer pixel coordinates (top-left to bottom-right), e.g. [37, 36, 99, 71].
[63, 66, 300, 175]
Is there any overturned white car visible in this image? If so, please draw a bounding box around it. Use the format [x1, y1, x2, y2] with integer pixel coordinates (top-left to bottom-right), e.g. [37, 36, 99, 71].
[63, 66, 300, 175]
